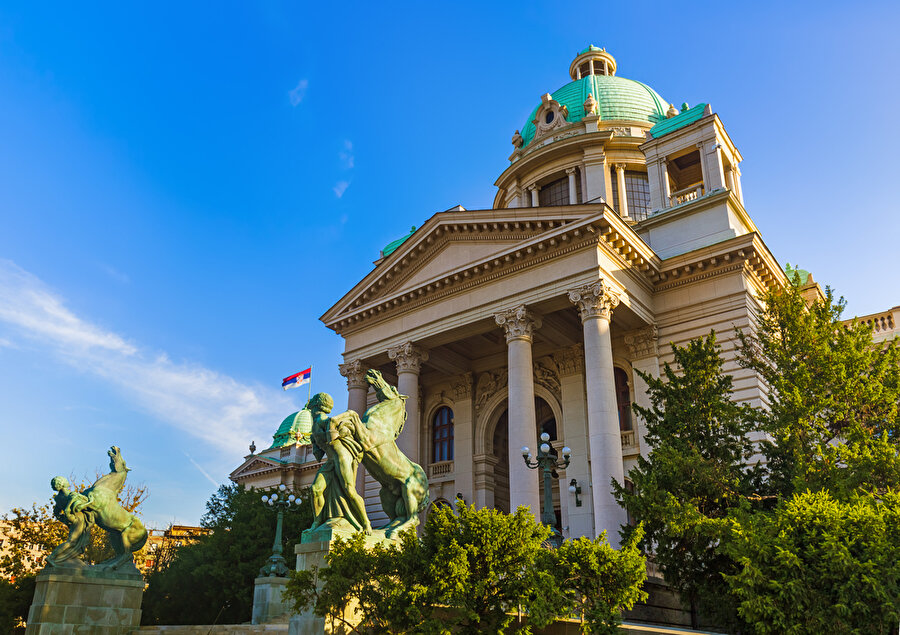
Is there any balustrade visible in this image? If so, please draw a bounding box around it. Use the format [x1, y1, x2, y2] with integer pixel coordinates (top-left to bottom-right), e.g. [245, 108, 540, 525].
[668, 184, 704, 207]
[428, 460, 454, 479]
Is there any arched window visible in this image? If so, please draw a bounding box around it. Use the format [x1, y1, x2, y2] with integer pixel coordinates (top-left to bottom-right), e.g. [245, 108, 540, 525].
[614, 367, 632, 431]
[432, 406, 454, 462]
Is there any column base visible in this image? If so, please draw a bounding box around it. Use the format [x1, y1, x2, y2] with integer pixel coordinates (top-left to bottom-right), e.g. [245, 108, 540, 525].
[252, 575, 290, 625]
[26, 567, 143, 634]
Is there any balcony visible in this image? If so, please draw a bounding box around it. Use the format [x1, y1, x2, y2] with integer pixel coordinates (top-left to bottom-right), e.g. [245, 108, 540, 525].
[428, 461, 454, 479]
[668, 184, 704, 207]
[620, 430, 639, 455]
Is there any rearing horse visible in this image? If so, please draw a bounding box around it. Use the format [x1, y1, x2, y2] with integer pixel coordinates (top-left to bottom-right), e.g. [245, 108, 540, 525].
[355, 369, 430, 537]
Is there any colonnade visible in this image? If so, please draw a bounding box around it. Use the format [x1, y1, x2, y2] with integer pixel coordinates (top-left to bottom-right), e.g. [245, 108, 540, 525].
[337, 278, 631, 544]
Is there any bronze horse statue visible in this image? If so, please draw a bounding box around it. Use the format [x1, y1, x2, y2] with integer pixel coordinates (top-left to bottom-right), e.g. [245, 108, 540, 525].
[353, 369, 430, 537]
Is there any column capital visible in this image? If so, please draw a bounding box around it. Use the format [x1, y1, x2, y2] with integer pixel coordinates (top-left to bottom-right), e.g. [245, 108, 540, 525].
[528, 184, 541, 192]
[624, 325, 659, 360]
[494, 305, 542, 343]
[388, 342, 429, 373]
[614, 163, 627, 172]
[338, 359, 368, 389]
[451, 372, 473, 400]
[554, 344, 585, 377]
[565, 167, 577, 175]
[568, 280, 620, 322]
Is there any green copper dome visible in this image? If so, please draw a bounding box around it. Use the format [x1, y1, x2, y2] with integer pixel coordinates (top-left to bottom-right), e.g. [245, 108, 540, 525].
[269, 409, 312, 449]
[520, 75, 667, 148]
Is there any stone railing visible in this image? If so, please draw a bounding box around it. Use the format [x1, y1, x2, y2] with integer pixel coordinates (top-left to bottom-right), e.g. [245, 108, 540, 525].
[860, 309, 896, 335]
[428, 461, 454, 479]
[669, 184, 704, 207]
[621, 430, 638, 454]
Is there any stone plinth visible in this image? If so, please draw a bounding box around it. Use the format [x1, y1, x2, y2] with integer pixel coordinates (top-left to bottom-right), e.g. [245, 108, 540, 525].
[26, 567, 143, 634]
[288, 530, 395, 635]
[252, 575, 289, 625]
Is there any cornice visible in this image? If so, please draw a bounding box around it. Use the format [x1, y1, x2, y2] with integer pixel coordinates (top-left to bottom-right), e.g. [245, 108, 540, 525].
[325, 209, 663, 336]
[651, 232, 786, 294]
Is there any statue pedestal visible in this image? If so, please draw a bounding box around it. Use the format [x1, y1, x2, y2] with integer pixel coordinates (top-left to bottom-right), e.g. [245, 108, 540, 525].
[288, 530, 395, 635]
[26, 567, 143, 634]
[252, 575, 290, 624]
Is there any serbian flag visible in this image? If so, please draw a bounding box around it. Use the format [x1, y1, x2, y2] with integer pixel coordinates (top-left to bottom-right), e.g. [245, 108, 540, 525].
[282, 367, 311, 391]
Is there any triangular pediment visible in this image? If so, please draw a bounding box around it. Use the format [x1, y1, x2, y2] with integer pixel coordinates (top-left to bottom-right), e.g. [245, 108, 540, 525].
[392, 239, 521, 295]
[229, 456, 282, 480]
[322, 206, 598, 326]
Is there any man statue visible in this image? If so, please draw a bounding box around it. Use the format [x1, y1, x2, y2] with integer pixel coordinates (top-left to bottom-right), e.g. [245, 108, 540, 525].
[306, 393, 372, 535]
[46, 476, 92, 568]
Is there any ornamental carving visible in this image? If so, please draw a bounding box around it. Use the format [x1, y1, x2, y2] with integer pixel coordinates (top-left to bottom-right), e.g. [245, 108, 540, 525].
[583, 93, 598, 116]
[494, 305, 542, 343]
[533, 356, 561, 402]
[338, 359, 367, 389]
[568, 280, 620, 322]
[554, 345, 584, 377]
[474, 368, 507, 416]
[387, 342, 429, 373]
[624, 325, 659, 360]
[452, 372, 473, 401]
[532, 93, 570, 141]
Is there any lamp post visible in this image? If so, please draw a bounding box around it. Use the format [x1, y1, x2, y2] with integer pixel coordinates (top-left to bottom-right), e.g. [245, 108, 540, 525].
[258, 484, 299, 577]
[522, 432, 571, 548]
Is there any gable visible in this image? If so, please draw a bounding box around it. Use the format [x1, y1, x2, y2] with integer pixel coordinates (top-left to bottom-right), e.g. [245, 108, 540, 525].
[393, 239, 522, 295]
[229, 457, 282, 480]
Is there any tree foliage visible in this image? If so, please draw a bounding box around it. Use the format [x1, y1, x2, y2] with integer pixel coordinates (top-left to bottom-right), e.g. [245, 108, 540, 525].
[285, 502, 646, 634]
[725, 490, 900, 634]
[614, 333, 756, 628]
[617, 279, 900, 633]
[737, 282, 900, 498]
[140, 483, 312, 626]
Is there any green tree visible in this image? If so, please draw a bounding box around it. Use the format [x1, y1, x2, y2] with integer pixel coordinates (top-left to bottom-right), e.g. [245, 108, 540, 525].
[285, 502, 646, 634]
[737, 281, 900, 497]
[140, 483, 312, 626]
[614, 333, 757, 629]
[725, 490, 900, 634]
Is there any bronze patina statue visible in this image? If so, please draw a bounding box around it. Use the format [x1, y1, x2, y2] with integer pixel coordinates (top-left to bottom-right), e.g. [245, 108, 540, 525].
[45, 446, 148, 573]
[303, 370, 429, 540]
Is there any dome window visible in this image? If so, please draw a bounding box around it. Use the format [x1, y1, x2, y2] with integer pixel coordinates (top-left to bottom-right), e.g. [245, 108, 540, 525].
[532, 93, 569, 140]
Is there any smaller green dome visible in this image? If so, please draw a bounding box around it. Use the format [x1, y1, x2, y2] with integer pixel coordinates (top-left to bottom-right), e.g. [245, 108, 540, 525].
[382, 226, 416, 258]
[578, 44, 604, 55]
[269, 409, 313, 449]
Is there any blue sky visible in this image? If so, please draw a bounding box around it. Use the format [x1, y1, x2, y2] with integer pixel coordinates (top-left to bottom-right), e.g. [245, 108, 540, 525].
[1, 2, 898, 526]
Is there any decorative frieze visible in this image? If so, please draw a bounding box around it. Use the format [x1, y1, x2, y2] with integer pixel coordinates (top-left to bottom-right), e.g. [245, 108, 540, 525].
[624, 325, 659, 360]
[533, 356, 561, 402]
[494, 305, 542, 343]
[451, 372, 473, 401]
[554, 345, 585, 377]
[567, 280, 620, 322]
[338, 359, 367, 389]
[474, 368, 507, 416]
[387, 342, 429, 373]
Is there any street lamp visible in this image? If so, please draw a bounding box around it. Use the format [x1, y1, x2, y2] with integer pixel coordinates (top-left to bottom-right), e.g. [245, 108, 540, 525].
[522, 432, 571, 548]
[259, 483, 300, 577]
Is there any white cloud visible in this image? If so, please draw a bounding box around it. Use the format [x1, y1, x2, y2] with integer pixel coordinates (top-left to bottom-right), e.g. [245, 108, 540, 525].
[289, 79, 308, 106]
[99, 263, 130, 284]
[339, 139, 354, 170]
[333, 181, 350, 198]
[0, 259, 295, 455]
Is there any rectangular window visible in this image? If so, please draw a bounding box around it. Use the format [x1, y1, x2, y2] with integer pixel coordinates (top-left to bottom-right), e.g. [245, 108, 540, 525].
[538, 176, 570, 207]
[625, 171, 650, 221]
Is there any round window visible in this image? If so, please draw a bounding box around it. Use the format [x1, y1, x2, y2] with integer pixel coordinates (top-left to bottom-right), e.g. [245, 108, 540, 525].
[545, 111, 555, 124]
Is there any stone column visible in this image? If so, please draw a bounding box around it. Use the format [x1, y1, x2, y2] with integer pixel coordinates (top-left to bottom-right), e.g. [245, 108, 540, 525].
[696, 142, 708, 194]
[615, 164, 629, 218]
[339, 359, 368, 415]
[339, 359, 369, 494]
[494, 305, 542, 520]
[724, 165, 735, 193]
[568, 280, 627, 545]
[661, 158, 672, 207]
[566, 167, 578, 204]
[624, 326, 660, 461]
[529, 184, 540, 207]
[388, 342, 428, 463]
[732, 165, 744, 204]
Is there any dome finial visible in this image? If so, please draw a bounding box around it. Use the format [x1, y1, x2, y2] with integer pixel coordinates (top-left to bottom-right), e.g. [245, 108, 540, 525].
[569, 46, 617, 80]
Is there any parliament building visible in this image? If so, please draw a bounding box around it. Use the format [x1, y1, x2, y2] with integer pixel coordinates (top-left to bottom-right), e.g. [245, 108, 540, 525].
[232, 46, 900, 546]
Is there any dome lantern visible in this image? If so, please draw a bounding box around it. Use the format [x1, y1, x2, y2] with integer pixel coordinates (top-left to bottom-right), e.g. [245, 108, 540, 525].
[569, 45, 617, 80]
